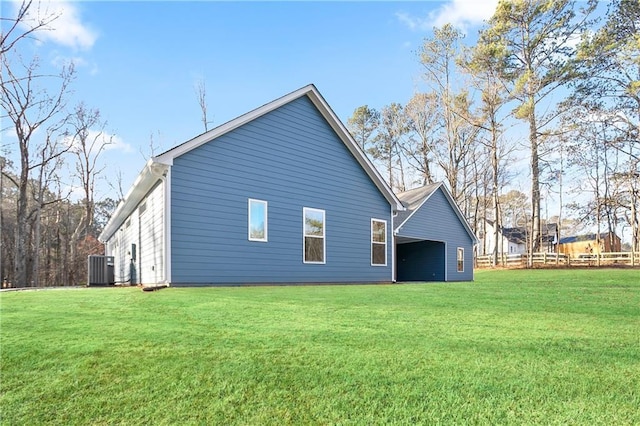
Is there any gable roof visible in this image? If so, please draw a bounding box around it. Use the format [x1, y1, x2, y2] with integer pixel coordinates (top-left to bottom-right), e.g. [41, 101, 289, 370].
[484, 219, 558, 245]
[501, 227, 527, 245]
[394, 183, 440, 226]
[394, 182, 479, 244]
[99, 84, 403, 242]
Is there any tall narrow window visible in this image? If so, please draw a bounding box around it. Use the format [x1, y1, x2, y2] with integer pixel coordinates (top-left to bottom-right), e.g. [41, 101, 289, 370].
[371, 219, 387, 266]
[457, 247, 464, 272]
[248, 199, 268, 242]
[303, 208, 325, 264]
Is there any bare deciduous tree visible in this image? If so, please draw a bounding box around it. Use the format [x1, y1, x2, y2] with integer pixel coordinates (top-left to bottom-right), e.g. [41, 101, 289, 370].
[371, 103, 409, 192]
[67, 103, 111, 284]
[69, 103, 110, 238]
[0, 0, 59, 56]
[418, 24, 480, 204]
[195, 78, 212, 132]
[403, 92, 439, 185]
[479, 0, 596, 254]
[1, 50, 74, 286]
[463, 39, 513, 266]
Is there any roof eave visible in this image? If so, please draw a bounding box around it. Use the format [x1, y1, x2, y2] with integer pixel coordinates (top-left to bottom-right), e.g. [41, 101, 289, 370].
[155, 84, 404, 212]
[304, 88, 404, 211]
[100, 84, 405, 245]
[393, 183, 443, 233]
[394, 183, 479, 244]
[98, 159, 169, 243]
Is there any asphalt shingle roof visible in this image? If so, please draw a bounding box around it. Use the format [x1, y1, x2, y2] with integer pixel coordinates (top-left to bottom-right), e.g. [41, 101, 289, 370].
[395, 183, 441, 228]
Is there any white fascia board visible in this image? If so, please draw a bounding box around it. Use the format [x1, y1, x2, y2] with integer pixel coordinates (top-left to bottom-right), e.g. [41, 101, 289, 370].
[392, 183, 479, 245]
[393, 183, 443, 233]
[153, 84, 404, 213]
[305, 88, 404, 212]
[438, 184, 480, 244]
[102, 84, 404, 244]
[153, 84, 319, 165]
[98, 159, 169, 242]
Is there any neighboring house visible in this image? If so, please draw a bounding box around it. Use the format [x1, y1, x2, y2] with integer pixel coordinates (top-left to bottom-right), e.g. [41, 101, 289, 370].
[558, 232, 622, 257]
[478, 220, 526, 255]
[98, 85, 476, 285]
[395, 183, 478, 281]
[477, 220, 558, 255]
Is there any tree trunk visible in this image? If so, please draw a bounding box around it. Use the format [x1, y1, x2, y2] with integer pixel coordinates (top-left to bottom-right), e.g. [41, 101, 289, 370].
[15, 141, 29, 286]
[529, 99, 542, 263]
[32, 206, 42, 287]
[491, 124, 500, 267]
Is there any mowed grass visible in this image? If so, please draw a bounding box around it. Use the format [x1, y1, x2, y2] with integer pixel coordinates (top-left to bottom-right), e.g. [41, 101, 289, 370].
[1, 269, 639, 425]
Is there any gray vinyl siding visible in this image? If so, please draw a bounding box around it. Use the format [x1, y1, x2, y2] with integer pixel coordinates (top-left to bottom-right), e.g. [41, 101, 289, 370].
[104, 180, 164, 284]
[396, 188, 474, 281]
[105, 209, 138, 284]
[170, 95, 393, 284]
[138, 180, 164, 284]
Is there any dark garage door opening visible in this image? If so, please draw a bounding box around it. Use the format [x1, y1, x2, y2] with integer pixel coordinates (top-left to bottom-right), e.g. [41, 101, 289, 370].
[397, 240, 445, 282]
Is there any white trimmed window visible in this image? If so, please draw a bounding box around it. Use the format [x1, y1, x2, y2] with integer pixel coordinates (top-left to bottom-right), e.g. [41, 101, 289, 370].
[303, 207, 325, 264]
[371, 219, 387, 266]
[248, 199, 268, 242]
[457, 247, 464, 272]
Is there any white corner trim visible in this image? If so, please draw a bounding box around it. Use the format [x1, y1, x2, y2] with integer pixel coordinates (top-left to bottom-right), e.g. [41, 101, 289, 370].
[164, 167, 172, 284]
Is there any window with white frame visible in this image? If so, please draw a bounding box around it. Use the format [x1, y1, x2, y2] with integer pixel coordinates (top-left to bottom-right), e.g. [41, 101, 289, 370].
[303, 207, 325, 263]
[248, 199, 268, 242]
[371, 219, 387, 266]
[457, 247, 464, 272]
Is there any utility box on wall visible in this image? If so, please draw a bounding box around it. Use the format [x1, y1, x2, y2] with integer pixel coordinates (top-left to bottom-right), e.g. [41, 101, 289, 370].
[87, 255, 115, 286]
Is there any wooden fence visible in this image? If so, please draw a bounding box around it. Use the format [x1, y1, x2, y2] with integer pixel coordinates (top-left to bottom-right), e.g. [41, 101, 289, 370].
[475, 252, 640, 268]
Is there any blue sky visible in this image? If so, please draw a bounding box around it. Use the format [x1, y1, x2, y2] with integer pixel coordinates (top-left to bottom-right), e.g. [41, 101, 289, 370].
[3, 0, 499, 200]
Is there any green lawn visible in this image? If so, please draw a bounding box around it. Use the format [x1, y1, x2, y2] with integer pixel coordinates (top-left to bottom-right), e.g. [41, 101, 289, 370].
[1, 269, 639, 425]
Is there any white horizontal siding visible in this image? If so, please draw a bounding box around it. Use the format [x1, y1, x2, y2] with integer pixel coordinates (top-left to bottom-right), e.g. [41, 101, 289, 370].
[138, 180, 164, 284]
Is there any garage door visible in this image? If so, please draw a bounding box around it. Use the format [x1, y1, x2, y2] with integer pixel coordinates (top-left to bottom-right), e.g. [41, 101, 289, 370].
[397, 240, 445, 281]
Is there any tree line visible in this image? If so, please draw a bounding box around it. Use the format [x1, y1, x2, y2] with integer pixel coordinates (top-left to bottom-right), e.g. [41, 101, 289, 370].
[1, 1, 121, 287]
[2, 0, 638, 286]
[346, 0, 639, 265]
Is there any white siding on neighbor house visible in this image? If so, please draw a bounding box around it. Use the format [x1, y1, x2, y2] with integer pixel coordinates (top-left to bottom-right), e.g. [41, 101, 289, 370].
[478, 221, 526, 256]
[138, 180, 164, 284]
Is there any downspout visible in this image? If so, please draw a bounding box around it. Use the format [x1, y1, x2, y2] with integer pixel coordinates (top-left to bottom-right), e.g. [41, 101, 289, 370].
[391, 205, 397, 283]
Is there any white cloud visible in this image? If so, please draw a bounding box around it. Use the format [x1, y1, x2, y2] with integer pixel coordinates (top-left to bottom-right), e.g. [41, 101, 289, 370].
[397, 0, 498, 33]
[432, 0, 498, 29]
[64, 130, 133, 156]
[104, 134, 133, 154]
[50, 53, 99, 74]
[396, 11, 430, 32]
[16, 0, 98, 50]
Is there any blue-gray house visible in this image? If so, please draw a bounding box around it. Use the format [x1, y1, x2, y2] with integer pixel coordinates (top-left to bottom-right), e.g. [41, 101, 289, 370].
[98, 85, 476, 286]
